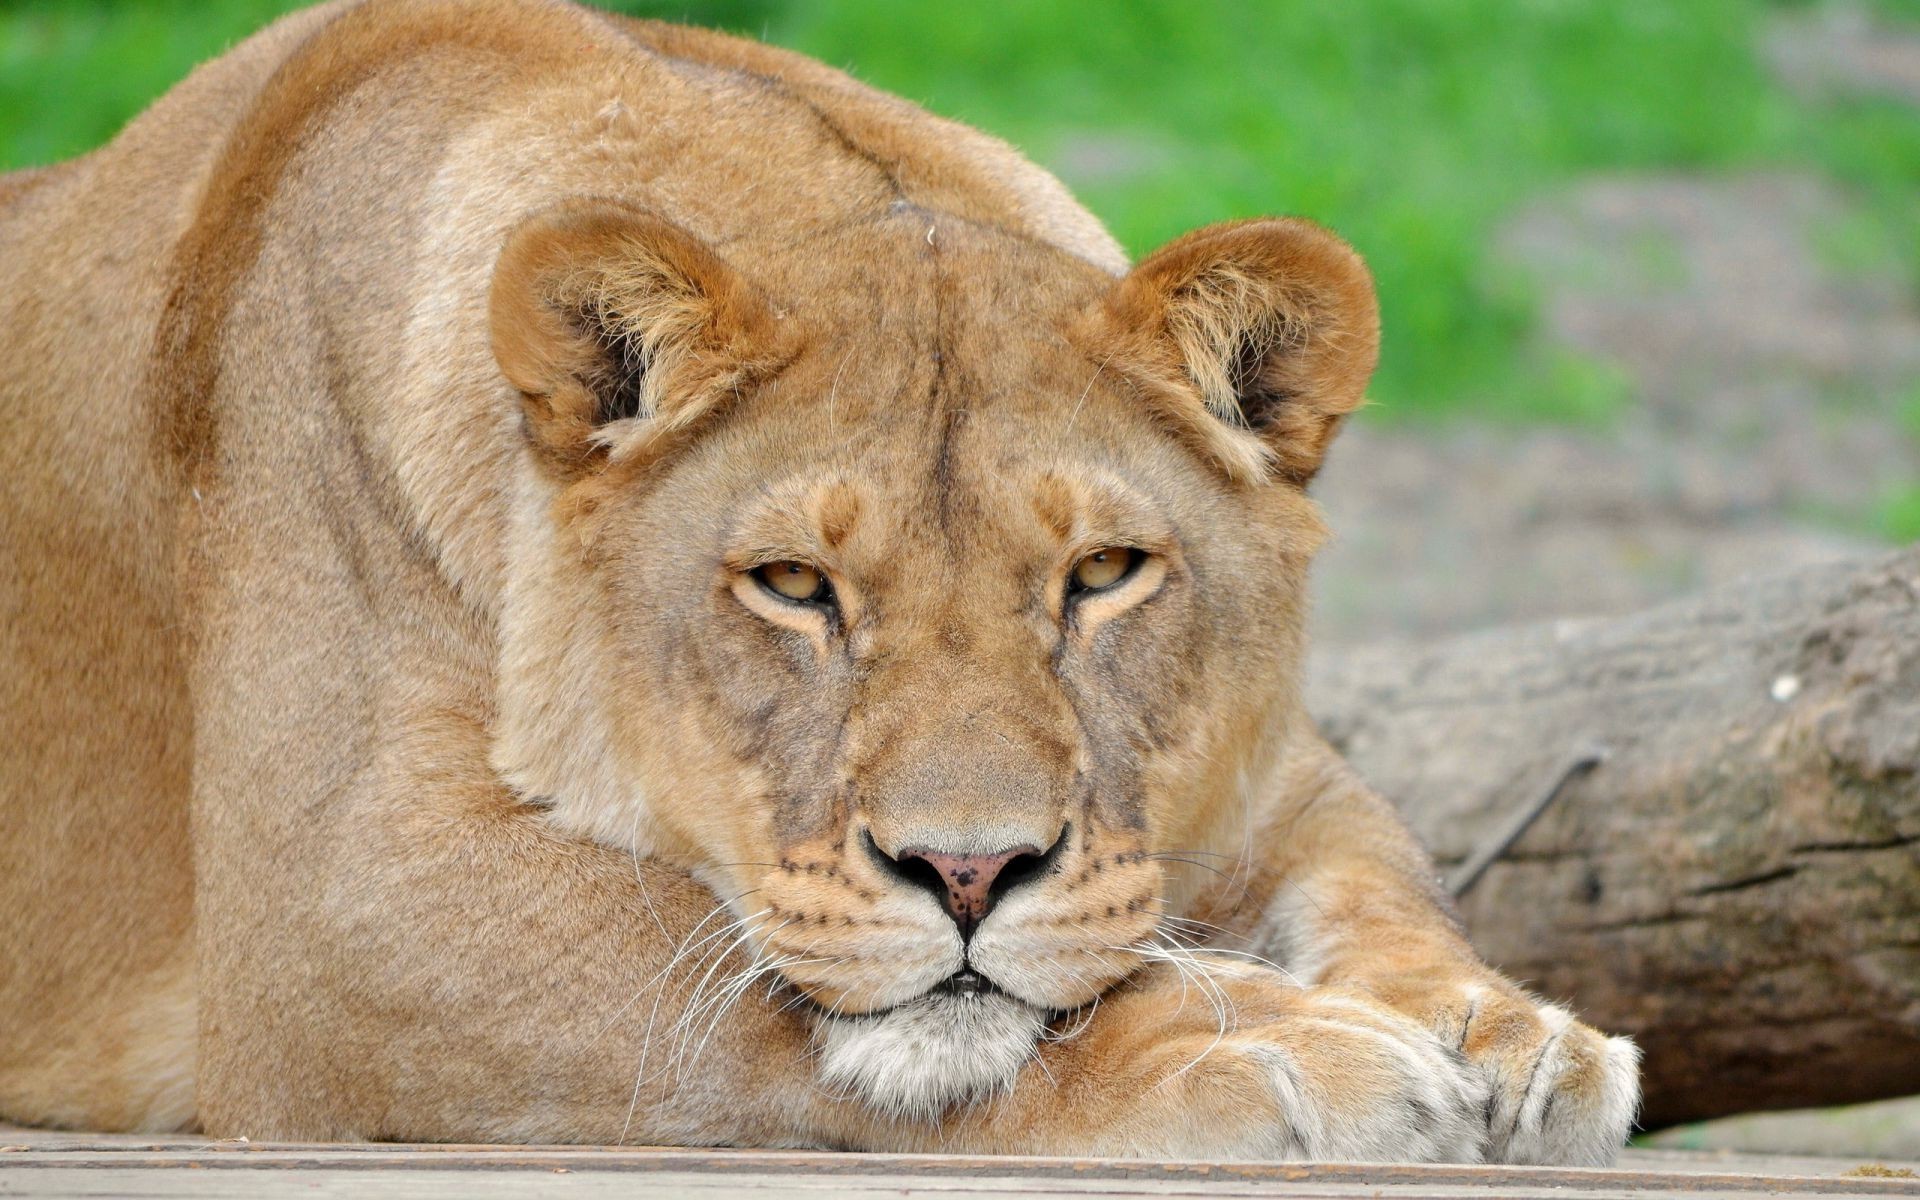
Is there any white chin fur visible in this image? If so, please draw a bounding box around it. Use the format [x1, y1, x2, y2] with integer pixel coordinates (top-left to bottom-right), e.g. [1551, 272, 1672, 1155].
[816, 990, 1046, 1122]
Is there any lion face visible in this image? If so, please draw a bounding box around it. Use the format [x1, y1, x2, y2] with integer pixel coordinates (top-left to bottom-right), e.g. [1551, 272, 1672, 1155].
[487, 202, 1376, 1117]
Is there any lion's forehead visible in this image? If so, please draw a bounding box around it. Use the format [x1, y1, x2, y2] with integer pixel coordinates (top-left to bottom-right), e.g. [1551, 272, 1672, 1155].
[719, 382, 1204, 556]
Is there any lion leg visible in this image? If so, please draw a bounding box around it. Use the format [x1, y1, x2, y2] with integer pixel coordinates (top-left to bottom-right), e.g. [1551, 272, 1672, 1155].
[1224, 736, 1641, 1166]
[190, 710, 1479, 1155]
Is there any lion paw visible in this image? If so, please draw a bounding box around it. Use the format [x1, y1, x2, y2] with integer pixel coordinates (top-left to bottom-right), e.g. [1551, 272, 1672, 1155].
[1247, 994, 1490, 1162]
[1136, 987, 1489, 1163]
[1434, 985, 1641, 1166]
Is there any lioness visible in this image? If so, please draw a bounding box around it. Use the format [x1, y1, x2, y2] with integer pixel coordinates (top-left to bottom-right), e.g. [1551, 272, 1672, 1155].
[0, 0, 1638, 1163]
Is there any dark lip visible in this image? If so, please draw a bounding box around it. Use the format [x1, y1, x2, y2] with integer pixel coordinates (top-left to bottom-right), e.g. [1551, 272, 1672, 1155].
[781, 969, 1009, 1022]
[933, 968, 1001, 998]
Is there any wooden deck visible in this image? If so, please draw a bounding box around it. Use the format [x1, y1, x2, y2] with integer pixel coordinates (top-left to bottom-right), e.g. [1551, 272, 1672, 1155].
[3, 1128, 1918, 1198]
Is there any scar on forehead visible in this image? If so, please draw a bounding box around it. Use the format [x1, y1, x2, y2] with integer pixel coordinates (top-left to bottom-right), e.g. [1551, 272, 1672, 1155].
[1031, 474, 1080, 542]
[811, 481, 863, 550]
[1029, 469, 1175, 550]
[727, 475, 865, 567]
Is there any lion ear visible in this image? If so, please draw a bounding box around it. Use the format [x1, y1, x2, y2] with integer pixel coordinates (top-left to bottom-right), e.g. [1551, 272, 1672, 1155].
[1096, 218, 1378, 486]
[489, 200, 794, 475]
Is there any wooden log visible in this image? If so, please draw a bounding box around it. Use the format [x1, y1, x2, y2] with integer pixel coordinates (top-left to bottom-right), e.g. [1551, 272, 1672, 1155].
[1307, 545, 1920, 1127]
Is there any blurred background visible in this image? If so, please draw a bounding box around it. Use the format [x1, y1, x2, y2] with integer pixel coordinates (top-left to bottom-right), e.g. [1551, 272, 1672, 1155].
[4, 0, 1918, 1155]
[3, 0, 1916, 646]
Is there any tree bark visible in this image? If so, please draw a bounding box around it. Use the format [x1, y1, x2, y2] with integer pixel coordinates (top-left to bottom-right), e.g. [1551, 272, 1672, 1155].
[1307, 544, 1920, 1126]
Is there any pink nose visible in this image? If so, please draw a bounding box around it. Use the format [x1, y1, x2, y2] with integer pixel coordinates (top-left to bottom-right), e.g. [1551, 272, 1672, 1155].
[894, 845, 1040, 937]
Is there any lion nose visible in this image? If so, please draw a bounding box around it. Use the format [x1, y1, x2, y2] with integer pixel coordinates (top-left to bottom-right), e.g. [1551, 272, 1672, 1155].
[881, 838, 1058, 940]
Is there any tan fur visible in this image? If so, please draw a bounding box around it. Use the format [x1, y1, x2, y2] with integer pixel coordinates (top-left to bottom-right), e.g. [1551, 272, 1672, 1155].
[0, 0, 1636, 1161]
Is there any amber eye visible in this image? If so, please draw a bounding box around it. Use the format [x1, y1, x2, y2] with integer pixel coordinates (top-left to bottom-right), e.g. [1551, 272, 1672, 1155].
[753, 560, 832, 604]
[1070, 547, 1141, 594]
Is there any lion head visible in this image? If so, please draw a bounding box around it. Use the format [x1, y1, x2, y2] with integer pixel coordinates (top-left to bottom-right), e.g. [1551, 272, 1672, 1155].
[483, 196, 1376, 1118]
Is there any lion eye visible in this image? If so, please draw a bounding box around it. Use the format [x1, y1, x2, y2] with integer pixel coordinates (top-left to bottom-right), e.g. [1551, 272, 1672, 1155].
[1070, 547, 1140, 594]
[754, 560, 831, 604]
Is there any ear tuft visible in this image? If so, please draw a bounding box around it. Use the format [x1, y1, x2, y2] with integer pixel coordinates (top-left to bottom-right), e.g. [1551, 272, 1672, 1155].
[1098, 217, 1379, 486]
[490, 200, 794, 476]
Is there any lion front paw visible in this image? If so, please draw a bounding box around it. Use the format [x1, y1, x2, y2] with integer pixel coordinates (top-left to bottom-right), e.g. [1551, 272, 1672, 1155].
[1432, 984, 1641, 1166]
[1243, 991, 1491, 1163]
[1127, 984, 1489, 1163]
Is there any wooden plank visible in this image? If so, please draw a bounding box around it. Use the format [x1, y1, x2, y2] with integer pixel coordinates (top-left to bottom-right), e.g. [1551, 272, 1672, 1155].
[3, 1130, 1917, 1199]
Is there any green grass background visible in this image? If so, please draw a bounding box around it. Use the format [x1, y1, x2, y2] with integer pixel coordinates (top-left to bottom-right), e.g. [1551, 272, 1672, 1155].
[3, 0, 1917, 427]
